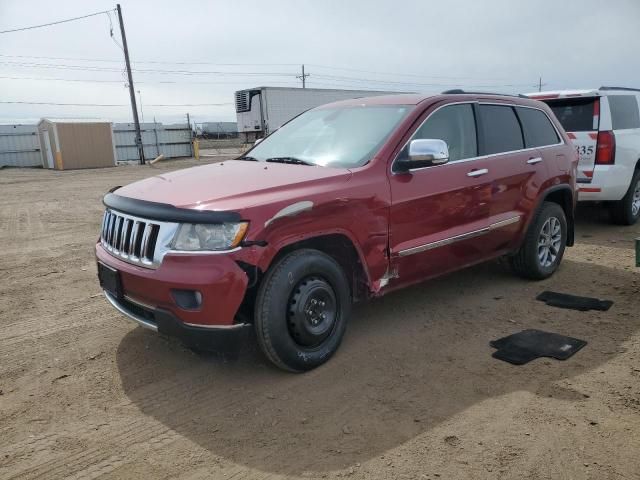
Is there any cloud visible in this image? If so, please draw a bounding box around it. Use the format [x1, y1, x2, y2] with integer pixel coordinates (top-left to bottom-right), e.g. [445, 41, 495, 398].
[1, 0, 638, 124]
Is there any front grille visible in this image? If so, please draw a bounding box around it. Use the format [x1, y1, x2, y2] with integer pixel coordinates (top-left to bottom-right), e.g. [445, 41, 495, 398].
[101, 209, 163, 268]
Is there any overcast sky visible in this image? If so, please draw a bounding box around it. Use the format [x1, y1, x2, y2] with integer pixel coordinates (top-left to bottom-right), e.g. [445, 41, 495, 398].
[1, 0, 639, 125]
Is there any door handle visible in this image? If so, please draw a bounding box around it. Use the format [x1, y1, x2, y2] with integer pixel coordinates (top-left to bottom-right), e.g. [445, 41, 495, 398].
[467, 168, 489, 177]
[527, 157, 543, 165]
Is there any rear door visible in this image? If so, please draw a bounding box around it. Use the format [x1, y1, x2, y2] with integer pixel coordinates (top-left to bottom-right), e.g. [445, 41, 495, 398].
[475, 103, 553, 253]
[543, 96, 599, 183]
[479, 104, 563, 255]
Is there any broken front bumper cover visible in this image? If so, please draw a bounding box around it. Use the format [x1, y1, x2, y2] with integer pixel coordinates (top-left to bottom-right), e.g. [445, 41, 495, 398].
[104, 291, 251, 352]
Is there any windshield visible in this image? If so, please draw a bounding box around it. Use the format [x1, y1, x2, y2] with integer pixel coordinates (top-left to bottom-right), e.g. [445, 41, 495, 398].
[245, 105, 411, 168]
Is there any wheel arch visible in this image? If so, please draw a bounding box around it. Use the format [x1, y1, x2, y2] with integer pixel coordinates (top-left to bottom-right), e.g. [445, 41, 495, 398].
[537, 185, 575, 246]
[261, 233, 373, 303]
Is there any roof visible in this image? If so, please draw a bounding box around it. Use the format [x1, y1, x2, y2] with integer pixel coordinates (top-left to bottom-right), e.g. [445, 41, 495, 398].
[39, 117, 112, 125]
[318, 92, 545, 109]
[526, 86, 640, 100]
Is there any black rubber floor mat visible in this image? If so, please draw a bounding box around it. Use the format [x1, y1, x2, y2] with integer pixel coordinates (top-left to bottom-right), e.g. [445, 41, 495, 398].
[490, 329, 587, 365]
[536, 291, 613, 312]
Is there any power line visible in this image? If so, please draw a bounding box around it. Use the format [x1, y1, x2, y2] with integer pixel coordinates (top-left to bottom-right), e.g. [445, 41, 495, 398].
[0, 101, 232, 107]
[0, 61, 297, 76]
[307, 63, 512, 82]
[0, 10, 113, 34]
[311, 72, 532, 88]
[0, 75, 300, 86]
[0, 54, 300, 67]
[0, 54, 524, 82]
[0, 60, 533, 87]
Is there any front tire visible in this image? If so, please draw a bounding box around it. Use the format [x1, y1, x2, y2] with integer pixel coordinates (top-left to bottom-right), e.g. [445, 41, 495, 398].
[610, 169, 640, 226]
[510, 202, 567, 280]
[254, 249, 351, 372]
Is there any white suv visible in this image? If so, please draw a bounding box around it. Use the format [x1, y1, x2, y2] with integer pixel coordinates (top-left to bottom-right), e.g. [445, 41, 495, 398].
[527, 87, 640, 225]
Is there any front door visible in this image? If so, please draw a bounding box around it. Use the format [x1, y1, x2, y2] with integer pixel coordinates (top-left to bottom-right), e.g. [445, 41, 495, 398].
[388, 102, 492, 289]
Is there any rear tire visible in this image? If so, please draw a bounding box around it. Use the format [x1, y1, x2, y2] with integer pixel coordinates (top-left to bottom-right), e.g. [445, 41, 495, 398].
[254, 249, 351, 372]
[510, 202, 567, 280]
[610, 169, 640, 226]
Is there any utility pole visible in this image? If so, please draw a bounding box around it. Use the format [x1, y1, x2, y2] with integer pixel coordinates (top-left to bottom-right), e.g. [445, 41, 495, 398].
[538, 76, 543, 92]
[116, 4, 144, 164]
[297, 64, 310, 88]
[186, 113, 193, 157]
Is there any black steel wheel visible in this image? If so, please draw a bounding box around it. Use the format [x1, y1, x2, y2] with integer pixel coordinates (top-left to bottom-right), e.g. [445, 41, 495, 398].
[255, 249, 351, 372]
[287, 276, 338, 347]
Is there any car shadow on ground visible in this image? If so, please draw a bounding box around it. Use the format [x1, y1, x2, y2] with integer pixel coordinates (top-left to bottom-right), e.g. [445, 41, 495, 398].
[116, 258, 637, 476]
[574, 204, 640, 249]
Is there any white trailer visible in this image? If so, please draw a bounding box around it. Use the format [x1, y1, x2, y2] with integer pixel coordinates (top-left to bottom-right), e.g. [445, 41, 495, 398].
[235, 86, 402, 142]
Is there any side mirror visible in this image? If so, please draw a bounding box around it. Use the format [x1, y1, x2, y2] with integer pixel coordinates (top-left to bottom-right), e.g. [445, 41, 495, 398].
[396, 139, 449, 172]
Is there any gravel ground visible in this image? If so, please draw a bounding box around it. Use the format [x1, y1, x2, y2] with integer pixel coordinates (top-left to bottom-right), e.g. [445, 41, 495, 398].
[1, 159, 639, 480]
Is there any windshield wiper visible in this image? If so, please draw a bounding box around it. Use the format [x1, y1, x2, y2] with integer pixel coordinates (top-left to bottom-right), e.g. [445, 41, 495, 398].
[265, 156, 315, 166]
[237, 155, 258, 161]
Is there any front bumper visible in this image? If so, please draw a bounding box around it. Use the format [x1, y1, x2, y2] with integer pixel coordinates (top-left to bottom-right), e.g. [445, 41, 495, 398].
[96, 242, 249, 327]
[103, 291, 251, 352]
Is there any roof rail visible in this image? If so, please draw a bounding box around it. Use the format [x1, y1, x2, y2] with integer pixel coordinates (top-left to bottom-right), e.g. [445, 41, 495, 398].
[441, 89, 528, 98]
[599, 86, 640, 93]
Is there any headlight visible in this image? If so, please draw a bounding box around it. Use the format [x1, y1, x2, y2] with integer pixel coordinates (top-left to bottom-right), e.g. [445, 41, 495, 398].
[172, 222, 248, 251]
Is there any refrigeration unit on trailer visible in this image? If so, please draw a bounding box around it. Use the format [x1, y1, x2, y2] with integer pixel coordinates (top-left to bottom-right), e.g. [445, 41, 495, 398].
[235, 86, 403, 142]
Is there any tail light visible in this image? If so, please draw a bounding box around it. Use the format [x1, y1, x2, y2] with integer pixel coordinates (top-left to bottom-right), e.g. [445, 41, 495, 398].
[595, 130, 615, 165]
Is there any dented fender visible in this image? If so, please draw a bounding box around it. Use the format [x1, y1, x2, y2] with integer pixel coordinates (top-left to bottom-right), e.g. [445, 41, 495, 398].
[231, 171, 393, 295]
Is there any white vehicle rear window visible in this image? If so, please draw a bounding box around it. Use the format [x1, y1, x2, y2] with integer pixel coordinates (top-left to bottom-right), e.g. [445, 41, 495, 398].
[545, 98, 598, 132]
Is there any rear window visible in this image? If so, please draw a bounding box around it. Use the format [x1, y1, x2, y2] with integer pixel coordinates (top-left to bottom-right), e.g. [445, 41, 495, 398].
[545, 97, 598, 132]
[608, 95, 640, 130]
[478, 105, 523, 155]
[516, 107, 560, 147]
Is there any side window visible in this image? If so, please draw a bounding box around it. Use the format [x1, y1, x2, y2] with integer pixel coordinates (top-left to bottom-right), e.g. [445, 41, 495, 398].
[411, 104, 477, 162]
[608, 95, 640, 130]
[478, 105, 524, 155]
[516, 107, 560, 147]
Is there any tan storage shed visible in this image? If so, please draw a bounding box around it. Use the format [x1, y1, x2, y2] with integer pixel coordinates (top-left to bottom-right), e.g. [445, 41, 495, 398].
[38, 119, 117, 170]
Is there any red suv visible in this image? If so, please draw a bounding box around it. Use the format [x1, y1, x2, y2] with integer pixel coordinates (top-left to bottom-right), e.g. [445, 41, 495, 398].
[96, 92, 577, 372]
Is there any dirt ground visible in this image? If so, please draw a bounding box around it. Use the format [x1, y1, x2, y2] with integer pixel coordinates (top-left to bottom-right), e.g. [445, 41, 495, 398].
[1, 159, 639, 480]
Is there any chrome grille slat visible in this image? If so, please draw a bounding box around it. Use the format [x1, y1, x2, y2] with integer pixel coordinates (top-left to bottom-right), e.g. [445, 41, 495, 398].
[113, 217, 122, 254]
[140, 223, 152, 263]
[101, 211, 109, 242]
[129, 221, 140, 258]
[119, 219, 130, 255]
[107, 214, 116, 245]
[100, 209, 177, 269]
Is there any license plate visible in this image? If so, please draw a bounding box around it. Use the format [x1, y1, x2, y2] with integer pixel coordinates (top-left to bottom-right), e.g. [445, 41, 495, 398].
[97, 262, 122, 298]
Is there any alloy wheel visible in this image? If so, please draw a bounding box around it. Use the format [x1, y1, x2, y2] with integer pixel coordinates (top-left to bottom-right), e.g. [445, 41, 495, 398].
[537, 216, 562, 268]
[632, 179, 640, 217]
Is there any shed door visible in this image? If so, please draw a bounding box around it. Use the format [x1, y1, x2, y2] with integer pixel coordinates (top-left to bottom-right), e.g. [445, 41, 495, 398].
[42, 131, 54, 169]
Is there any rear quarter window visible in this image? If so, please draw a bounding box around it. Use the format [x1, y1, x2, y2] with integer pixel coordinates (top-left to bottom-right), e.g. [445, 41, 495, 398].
[516, 107, 560, 148]
[546, 98, 598, 132]
[478, 104, 523, 155]
[608, 95, 640, 130]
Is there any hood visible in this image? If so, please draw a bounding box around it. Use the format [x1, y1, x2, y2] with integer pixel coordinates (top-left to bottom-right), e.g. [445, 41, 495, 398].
[115, 160, 352, 212]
